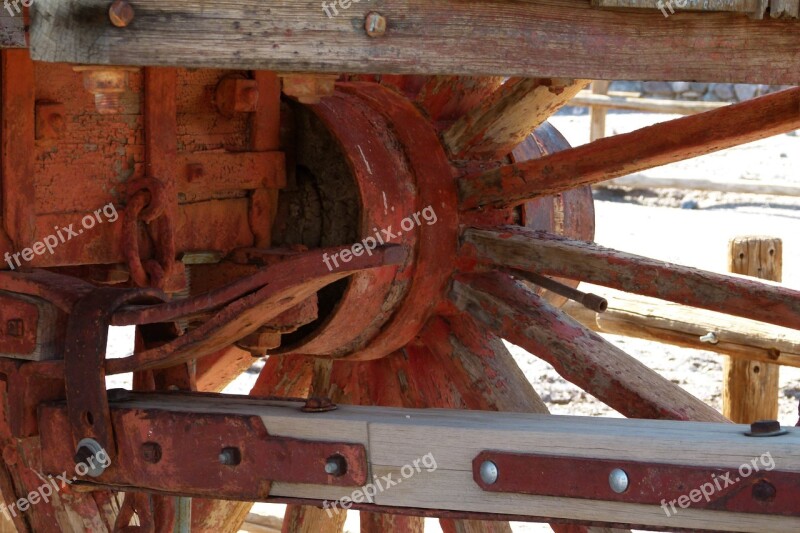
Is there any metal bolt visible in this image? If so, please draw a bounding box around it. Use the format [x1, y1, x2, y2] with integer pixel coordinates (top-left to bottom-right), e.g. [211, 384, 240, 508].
[752, 479, 776, 501]
[325, 454, 347, 477]
[73, 438, 108, 478]
[218, 447, 241, 466]
[302, 397, 337, 413]
[109, 0, 135, 28]
[699, 332, 718, 344]
[479, 460, 498, 485]
[746, 419, 786, 437]
[141, 442, 162, 464]
[6, 319, 23, 338]
[365, 12, 387, 37]
[608, 468, 629, 493]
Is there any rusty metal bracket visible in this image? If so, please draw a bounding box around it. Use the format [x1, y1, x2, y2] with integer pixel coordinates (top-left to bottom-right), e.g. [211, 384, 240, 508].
[39, 396, 368, 499]
[63, 287, 164, 463]
[473, 451, 800, 517]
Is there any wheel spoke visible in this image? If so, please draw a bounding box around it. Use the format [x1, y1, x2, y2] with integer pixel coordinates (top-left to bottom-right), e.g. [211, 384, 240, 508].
[443, 78, 589, 159]
[450, 272, 727, 422]
[460, 226, 800, 331]
[459, 87, 800, 209]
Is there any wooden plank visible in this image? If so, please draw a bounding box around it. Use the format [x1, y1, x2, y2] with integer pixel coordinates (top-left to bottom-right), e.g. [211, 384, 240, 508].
[29, 1, 800, 84]
[458, 87, 800, 209]
[459, 226, 800, 331]
[572, 91, 729, 116]
[442, 78, 589, 159]
[603, 173, 800, 197]
[99, 393, 800, 532]
[724, 237, 781, 423]
[561, 289, 800, 369]
[449, 273, 727, 422]
[592, 0, 764, 15]
[588, 82, 610, 142]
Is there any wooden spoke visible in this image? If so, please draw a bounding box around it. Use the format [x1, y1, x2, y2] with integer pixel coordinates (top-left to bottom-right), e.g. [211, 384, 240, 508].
[450, 272, 727, 422]
[458, 87, 800, 209]
[415, 76, 505, 124]
[443, 78, 589, 160]
[460, 226, 800, 331]
[30, 1, 800, 84]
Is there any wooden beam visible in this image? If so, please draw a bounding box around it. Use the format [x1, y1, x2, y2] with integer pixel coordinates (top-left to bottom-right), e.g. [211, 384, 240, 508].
[458, 88, 800, 209]
[442, 78, 589, 159]
[29, 1, 800, 84]
[571, 91, 729, 116]
[414, 76, 504, 124]
[449, 273, 727, 422]
[460, 226, 800, 331]
[96, 392, 800, 532]
[561, 290, 800, 369]
[724, 236, 781, 423]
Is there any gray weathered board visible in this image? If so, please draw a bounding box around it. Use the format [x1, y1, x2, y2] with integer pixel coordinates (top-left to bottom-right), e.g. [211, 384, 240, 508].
[28, 0, 800, 84]
[103, 394, 800, 532]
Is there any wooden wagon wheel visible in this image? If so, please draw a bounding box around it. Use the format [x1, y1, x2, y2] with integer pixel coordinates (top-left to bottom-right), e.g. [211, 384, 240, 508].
[0, 63, 796, 532]
[182, 78, 798, 532]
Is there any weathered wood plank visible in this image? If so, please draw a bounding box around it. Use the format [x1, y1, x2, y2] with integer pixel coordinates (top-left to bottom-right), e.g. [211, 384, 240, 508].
[449, 273, 727, 422]
[459, 226, 800, 331]
[561, 289, 800, 369]
[459, 87, 800, 209]
[93, 393, 800, 532]
[571, 91, 729, 116]
[29, 0, 800, 84]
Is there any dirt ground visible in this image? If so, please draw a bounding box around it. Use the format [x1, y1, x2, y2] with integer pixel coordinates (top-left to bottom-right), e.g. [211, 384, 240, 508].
[108, 109, 800, 533]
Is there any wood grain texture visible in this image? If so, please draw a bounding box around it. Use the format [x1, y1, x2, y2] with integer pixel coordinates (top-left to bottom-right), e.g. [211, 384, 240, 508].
[588, 82, 610, 142]
[449, 273, 727, 422]
[459, 88, 800, 209]
[443, 78, 589, 159]
[459, 226, 800, 331]
[108, 393, 800, 532]
[724, 236, 781, 423]
[29, 0, 800, 84]
[561, 289, 800, 369]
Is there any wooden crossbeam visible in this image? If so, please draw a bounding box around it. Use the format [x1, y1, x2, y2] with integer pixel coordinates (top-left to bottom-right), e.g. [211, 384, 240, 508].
[29, 1, 800, 84]
[458, 88, 800, 209]
[45, 392, 800, 532]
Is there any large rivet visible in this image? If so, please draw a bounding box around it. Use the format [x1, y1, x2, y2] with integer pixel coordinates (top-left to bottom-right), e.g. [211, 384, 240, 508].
[609, 468, 629, 494]
[479, 460, 498, 485]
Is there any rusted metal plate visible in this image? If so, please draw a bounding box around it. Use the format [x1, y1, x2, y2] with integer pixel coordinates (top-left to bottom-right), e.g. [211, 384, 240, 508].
[64, 287, 164, 458]
[39, 403, 368, 499]
[473, 451, 800, 517]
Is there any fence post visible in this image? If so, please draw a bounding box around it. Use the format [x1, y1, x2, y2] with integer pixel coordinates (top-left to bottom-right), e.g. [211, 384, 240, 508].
[723, 236, 781, 422]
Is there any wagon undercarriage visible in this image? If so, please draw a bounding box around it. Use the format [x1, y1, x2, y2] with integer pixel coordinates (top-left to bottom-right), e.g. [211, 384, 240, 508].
[0, 1, 798, 532]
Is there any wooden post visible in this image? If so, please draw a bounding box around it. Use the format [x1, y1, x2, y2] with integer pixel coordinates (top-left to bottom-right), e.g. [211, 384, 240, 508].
[723, 236, 781, 422]
[589, 81, 610, 141]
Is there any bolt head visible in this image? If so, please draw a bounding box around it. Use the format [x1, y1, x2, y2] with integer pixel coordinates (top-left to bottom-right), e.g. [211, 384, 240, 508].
[752, 479, 776, 501]
[141, 442, 162, 464]
[74, 438, 108, 478]
[747, 419, 785, 437]
[365, 12, 387, 37]
[609, 468, 629, 494]
[325, 454, 347, 477]
[479, 460, 498, 485]
[109, 0, 135, 28]
[219, 447, 241, 466]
